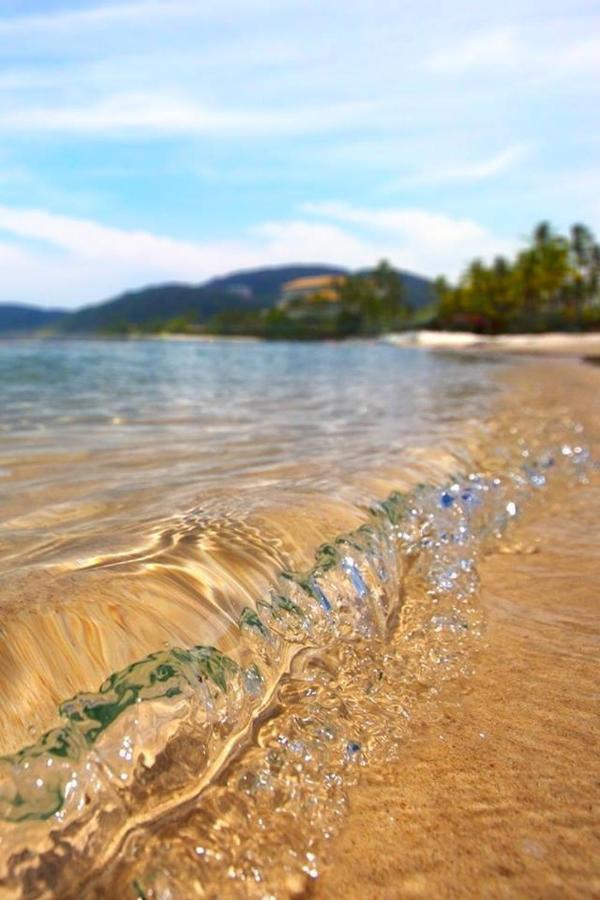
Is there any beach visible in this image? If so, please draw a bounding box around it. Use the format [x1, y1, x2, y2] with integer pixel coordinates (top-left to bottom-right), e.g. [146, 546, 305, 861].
[315, 361, 600, 898]
[0, 346, 597, 897]
[1, 0, 599, 894]
[385, 329, 600, 357]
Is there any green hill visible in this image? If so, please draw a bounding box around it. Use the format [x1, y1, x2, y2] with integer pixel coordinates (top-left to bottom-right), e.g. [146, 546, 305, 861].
[58, 265, 347, 333]
[0, 305, 68, 335]
[0, 264, 434, 335]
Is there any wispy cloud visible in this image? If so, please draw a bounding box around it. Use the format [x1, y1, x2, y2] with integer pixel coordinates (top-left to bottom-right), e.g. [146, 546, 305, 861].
[301, 202, 516, 275]
[426, 28, 518, 73]
[0, 202, 514, 307]
[0, 0, 597, 301]
[386, 144, 532, 190]
[425, 25, 600, 78]
[0, 2, 597, 143]
[0, 93, 384, 138]
[0, 1, 268, 37]
[554, 36, 600, 74]
[442, 144, 531, 180]
[0, 203, 378, 306]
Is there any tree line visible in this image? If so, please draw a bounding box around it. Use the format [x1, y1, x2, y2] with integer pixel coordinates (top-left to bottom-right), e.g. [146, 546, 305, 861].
[205, 261, 412, 339]
[97, 221, 600, 339]
[434, 222, 600, 334]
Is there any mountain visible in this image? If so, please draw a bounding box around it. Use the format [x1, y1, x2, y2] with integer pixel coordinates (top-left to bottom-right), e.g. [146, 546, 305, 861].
[393, 271, 434, 310]
[0, 264, 435, 335]
[0, 305, 67, 335]
[58, 265, 348, 333]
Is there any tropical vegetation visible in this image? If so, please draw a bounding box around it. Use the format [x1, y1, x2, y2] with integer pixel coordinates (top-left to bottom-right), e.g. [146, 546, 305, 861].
[433, 222, 600, 334]
[0, 264, 434, 337]
[2, 223, 598, 339]
[205, 260, 414, 339]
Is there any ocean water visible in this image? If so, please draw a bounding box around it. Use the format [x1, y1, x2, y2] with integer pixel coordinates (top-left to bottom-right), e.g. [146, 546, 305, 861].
[0, 339, 590, 898]
[0, 337, 497, 560]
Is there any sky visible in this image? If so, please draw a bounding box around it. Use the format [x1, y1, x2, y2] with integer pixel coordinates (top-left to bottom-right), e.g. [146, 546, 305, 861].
[0, 0, 599, 308]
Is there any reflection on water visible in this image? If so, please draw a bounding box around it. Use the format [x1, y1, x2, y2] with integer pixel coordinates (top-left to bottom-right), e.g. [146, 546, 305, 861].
[0, 339, 495, 558]
[0, 340, 500, 747]
[0, 338, 540, 896]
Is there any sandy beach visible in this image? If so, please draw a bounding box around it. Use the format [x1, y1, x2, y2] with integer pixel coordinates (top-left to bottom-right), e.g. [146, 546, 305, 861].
[0, 349, 597, 898]
[2, 1, 600, 896]
[314, 360, 600, 898]
[385, 329, 600, 357]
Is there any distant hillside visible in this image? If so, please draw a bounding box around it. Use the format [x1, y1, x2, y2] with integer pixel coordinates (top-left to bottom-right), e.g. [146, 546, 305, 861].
[0, 305, 67, 335]
[397, 271, 434, 309]
[58, 265, 348, 333]
[0, 265, 434, 335]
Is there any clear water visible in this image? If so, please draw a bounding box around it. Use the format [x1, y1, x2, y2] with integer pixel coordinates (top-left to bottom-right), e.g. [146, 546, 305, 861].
[0, 337, 499, 737]
[0, 338, 498, 573]
[1, 339, 589, 898]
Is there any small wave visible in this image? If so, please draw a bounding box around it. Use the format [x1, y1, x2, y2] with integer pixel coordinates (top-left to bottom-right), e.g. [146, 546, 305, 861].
[0, 421, 592, 897]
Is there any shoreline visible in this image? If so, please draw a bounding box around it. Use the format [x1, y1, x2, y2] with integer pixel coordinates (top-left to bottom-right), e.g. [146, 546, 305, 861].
[384, 328, 600, 357]
[314, 360, 600, 899]
[0, 329, 600, 352]
[2, 329, 600, 355]
[0, 355, 597, 895]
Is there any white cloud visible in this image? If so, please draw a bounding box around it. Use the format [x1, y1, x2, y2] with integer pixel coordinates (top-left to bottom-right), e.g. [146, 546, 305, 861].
[387, 144, 531, 189]
[425, 25, 600, 79]
[0, 1, 269, 38]
[250, 220, 383, 266]
[426, 28, 518, 73]
[0, 205, 210, 266]
[0, 2, 597, 293]
[0, 202, 514, 307]
[0, 95, 269, 136]
[443, 144, 530, 180]
[555, 37, 600, 74]
[0, 204, 386, 306]
[0, 92, 383, 137]
[301, 202, 516, 276]
[0, 2, 597, 148]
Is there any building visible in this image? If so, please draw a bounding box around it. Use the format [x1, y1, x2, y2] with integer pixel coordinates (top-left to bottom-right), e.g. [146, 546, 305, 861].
[278, 275, 346, 313]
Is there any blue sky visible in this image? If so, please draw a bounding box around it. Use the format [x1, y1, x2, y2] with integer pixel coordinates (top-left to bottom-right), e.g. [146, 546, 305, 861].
[0, 0, 598, 307]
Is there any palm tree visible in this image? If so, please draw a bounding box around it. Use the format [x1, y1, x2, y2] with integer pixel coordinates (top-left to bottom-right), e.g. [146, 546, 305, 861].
[432, 220, 598, 333]
[533, 220, 552, 248]
[514, 249, 540, 327]
[570, 223, 597, 324]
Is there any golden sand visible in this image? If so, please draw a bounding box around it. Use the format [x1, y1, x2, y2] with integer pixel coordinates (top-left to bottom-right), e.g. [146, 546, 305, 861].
[314, 361, 600, 898]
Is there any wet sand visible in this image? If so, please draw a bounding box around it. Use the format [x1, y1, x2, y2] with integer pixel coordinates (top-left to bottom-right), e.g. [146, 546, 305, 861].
[315, 361, 600, 899]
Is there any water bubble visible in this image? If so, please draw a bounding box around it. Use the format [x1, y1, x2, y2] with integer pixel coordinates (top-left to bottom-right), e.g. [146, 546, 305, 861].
[340, 556, 368, 600]
[308, 577, 333, 614]
[539, 453, 555, 468]
[525, 467, 546, 488]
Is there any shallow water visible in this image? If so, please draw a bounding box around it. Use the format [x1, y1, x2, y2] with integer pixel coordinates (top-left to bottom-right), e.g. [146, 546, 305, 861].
[0, 338, 496, 562]
[0, 340, 499, 743]
[314, 362, 600, 899]
[0, 340, 592, 898]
